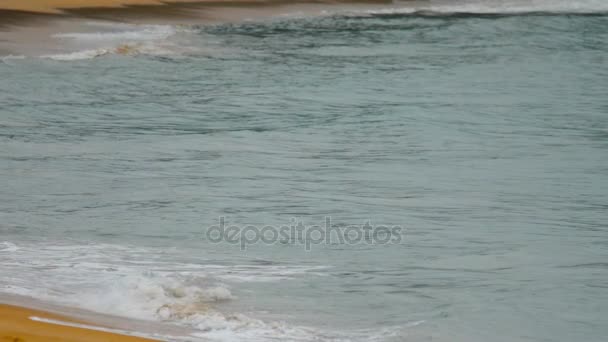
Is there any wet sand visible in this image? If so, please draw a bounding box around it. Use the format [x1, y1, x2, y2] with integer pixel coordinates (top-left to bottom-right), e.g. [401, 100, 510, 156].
[0, 304, 158, 341]
[0, 0, 396, 56]
[0, 304, 159, 341]
[1, 0, 273, 14]
[1, 0, 392, 14]
[0, 293, 194, 341]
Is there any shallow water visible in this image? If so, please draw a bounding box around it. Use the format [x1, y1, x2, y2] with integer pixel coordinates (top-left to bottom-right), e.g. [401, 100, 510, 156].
[1, 1, 608, 341]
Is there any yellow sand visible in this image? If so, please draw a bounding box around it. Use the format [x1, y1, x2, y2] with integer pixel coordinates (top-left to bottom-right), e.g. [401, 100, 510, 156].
[0, 304, 158, 342]
[0, 0, 269, 14]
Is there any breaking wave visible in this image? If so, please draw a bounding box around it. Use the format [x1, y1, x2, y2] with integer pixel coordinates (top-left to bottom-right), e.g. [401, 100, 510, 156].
[53, 24, 177, 42]
[0, 241, 19, 252]
[360, 0, 608, 16]
[42, 22, 202, 60]
[0, 240, 405, 341]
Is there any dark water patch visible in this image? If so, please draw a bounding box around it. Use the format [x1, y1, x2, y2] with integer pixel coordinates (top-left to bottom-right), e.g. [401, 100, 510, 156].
[558, 263, 608, 269]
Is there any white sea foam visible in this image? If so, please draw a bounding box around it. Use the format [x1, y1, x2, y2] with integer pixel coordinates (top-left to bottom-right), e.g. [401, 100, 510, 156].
[1, 55, 26, 61]
[43, 23, 202, 60]
[0, 55, 27, 66]
[362, 0, 608, 15]
[0, 241, 377, 341]
[53, 24, 177, 43]
[189, 314, 413, 342]
[1, 262, 403, 341]
[69, 273, 234, 321]
[42, 49, 111, 61]
[0, 242, 19, 252]
[41, 42, 200, 60]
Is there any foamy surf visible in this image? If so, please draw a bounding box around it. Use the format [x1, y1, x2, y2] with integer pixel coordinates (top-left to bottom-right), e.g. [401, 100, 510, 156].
[42, 49, 111, 61]
[1, 268, 408, 342]
[53, 24, 177, 43]
[64, 274, 409, 342]
[0, 242, 19, 252]
[41, 22, 202, 60]
[0, 55, 26, 65]
[358, 0, 608, 15]
[40, 42, 199, 60]
[0, 240, 408, 341]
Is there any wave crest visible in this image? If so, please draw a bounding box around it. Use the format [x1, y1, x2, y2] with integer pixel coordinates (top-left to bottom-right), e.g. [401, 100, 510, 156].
[360, 0, 608, 16]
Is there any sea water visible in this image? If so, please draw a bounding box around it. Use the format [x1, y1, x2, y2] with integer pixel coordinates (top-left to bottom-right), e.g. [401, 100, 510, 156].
[1, 1, 608, 341]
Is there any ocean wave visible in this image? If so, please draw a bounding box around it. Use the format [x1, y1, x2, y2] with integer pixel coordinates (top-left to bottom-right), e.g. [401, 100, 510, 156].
[41, 49, 111, 61]
[0, 241, 352, 341]
[69, 273, 233, 322]
[53, 24, 177, 42]
[0, 242, 19, 252]
[40, 42, 200, 60]
[189, 315, 417, 342]
[40, 23, 206, 60]
[357, 0, 608, 16]
[0, 55, 26, 65]
[2, 266, 408, 342]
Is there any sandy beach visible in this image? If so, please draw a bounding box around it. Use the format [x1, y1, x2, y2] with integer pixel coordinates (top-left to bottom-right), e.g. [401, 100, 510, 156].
[0, 293, 196, 341]
[1, 0, 279, 13]
[0, 304, 158, 341]
[0, 0, 395, 56]
[1, 0, 392, 13]
[2, 0, 608, 341]
[0, 303, 158, 341]
[0, 1, 404, 340]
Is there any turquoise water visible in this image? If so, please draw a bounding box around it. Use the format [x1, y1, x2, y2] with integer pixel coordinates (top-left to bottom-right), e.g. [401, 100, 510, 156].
[1, 2, 608, 341]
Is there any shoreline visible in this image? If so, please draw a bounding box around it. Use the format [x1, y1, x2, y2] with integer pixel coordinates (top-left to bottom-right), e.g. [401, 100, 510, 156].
[0, 0, 311, 14]
[0, 292, 194, 341]
[0, 0, 394, 16]
[0, 0, 398, 57]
